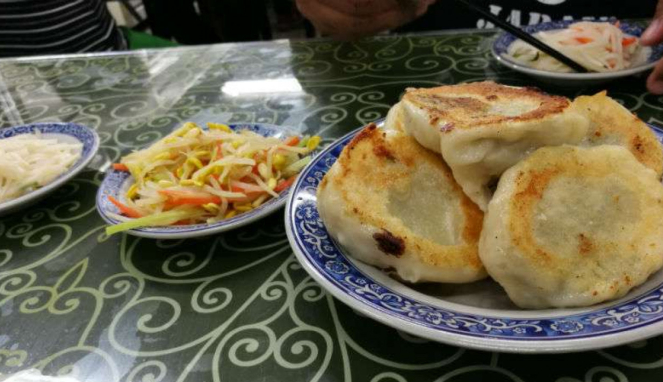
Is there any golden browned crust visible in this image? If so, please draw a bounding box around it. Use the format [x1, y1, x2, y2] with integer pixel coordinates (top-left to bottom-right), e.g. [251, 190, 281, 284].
[403, 81, 571, 129]
[480, 145, 663, 308]
[507, 146, 656, 271]
[572, 91, 663, 177]
[345, 122, 379, 152]
[509, 166, 562, 267]
[329, 125, 485, 272]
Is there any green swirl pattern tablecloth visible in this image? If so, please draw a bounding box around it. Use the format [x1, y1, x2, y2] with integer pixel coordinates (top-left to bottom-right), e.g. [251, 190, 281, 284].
[1, 30, 663, 382]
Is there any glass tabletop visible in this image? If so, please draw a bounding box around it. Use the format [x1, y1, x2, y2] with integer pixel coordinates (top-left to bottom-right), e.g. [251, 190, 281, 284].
[1, 29, 662, 382]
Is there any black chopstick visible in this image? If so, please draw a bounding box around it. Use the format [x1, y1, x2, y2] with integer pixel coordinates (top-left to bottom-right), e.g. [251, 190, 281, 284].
[452, 0, 589, 73]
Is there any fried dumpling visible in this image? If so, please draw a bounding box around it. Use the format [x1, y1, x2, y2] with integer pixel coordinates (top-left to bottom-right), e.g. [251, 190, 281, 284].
[317, 123, 486, 283]
[393, 81, 589, 210]
[573, 91, 663, 177]
[384, 100, 405, 133]
[480, 145, 663, 309]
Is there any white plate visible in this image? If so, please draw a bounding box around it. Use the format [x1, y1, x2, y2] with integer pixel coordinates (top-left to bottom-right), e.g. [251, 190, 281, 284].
[492, 20, 663, 86]
[0, 122, 100, 216]
[285, 120, 663, 353]
[96, 123, 304, 239]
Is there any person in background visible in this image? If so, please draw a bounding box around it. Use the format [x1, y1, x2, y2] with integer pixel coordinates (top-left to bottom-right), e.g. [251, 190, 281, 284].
[294, 0, 663, 94]
[0, 0, 127, 58]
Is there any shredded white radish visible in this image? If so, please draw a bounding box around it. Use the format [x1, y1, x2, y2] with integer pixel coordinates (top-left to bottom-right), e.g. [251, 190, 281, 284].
[505, 21, 648, 73]
[0, 133, 82, 203]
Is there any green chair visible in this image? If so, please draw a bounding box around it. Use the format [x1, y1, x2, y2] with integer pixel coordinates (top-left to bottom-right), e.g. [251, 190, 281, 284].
[121, 27, 179, 49]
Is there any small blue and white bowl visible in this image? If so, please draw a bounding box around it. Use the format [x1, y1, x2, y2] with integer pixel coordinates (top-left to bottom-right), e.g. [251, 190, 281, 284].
[0, 122, 100, 216]
[97, 123, 306, 239]
[492, 20, 663, 86]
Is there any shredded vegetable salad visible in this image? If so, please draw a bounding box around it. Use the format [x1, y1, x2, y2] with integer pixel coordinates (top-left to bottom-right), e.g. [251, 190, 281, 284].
[505, 21, 647, 73]
[105, 122, 320, 235]
[0, 132, 82, 203]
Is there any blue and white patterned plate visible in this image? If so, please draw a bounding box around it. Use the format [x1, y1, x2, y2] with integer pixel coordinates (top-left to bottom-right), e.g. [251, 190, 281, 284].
[285, 121, 663, 353]
[0, 122, 100, 216]
[97, 123, 304, 239]
[492, 20, 663, 85]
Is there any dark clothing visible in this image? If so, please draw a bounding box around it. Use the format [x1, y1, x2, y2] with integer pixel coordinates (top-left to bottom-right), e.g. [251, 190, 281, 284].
[143, 0, 272, 44]
[0, 0, 127, 58]
[400, 0, 658, 32]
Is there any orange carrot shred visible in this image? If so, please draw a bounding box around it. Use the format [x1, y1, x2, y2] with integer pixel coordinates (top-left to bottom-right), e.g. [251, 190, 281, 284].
[284, 136, 300, 146]
[275, 175, 298, 193]
[108, 195, 142, 218]
[112, 163, 129, 172]
[575, 37, 593, 44]
[622, 37, 637, 47]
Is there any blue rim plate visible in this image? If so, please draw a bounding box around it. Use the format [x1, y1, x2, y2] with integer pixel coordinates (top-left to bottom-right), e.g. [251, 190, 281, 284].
[97, 123, 304, 239]
[285, 120, 663, 353]
[0, 122, 100, 216]
[492, 20, 663, 82]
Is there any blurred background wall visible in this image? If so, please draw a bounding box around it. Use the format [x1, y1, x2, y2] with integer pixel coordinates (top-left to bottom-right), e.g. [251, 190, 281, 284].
[106, 0, 312, 49]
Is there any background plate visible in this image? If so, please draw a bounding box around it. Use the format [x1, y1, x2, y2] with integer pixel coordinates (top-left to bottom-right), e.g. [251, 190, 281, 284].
[492, 20, 663, 85]
[0, 122, 99, 216]
[97, 123, 303, 239]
